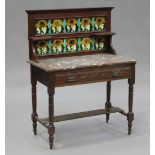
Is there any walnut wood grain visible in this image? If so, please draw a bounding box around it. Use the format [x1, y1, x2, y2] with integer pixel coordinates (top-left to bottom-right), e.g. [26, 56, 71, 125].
[35, 107, 124, 125]
[31, 82, 38, 135]
[127, 78, 135, 135]
[47, 87, 55, 149]
[29, 31, 116, 41]
[54, 67, 132, 87]
[105, 81, 112, 123]
[27, 7, 136, 149]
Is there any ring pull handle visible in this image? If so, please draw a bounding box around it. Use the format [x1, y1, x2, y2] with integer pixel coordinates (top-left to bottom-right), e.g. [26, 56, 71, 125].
[67, 73, 77, 82]
[112, 71, 121, 77]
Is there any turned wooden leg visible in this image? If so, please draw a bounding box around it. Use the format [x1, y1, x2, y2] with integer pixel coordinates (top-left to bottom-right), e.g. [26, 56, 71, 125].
[48, 87, 55, 149]
[127, 79, 134, 135]
[31, 81, 38, 135]
[105, 81, 112, 123]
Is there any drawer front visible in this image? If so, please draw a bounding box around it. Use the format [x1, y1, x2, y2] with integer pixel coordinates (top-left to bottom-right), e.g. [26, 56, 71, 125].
[55, 67, 132, 86]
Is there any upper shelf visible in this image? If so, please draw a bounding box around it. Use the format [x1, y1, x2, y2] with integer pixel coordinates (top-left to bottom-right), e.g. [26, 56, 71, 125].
[29, 31, 116, 41]
[91, 32, 115, 36]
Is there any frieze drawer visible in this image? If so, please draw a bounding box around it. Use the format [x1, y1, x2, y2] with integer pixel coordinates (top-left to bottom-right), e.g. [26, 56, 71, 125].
[54, 67, 132, 86]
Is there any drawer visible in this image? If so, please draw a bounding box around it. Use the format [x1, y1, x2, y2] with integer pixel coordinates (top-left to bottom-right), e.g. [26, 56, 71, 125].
[54, 67, 132, 86]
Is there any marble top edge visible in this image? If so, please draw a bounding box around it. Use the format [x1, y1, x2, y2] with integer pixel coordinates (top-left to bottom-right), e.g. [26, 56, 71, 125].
[27, 54, 136, 72]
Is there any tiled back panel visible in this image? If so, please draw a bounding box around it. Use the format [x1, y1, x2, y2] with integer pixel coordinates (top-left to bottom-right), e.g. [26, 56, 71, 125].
[35, 16, 106, 35]
[34, 37, 106, 55]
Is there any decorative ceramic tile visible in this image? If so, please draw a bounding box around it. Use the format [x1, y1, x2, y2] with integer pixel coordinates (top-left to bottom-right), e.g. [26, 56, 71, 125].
[35, 41, 49, 55]
[35, 20, 49, 35]
[94, 17, 106, 31]
[35, 16, 106, 35]
[51, 19, 64, 33]
[66, 19, 78, 33]
[95, 37, 105, 50]
[51, 39, 64, 54]
[66, 38, 78, 52]
[34, 37, 105, 55]
[80, 18, 93, 32]
[81, 37, 93, 50]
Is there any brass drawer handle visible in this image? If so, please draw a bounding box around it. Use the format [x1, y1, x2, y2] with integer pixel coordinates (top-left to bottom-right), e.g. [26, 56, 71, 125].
[67, 74, 77, 82]
[112, 71, 121, 77]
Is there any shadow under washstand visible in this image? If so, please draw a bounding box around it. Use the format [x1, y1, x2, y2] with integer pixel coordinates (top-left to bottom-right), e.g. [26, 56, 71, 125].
[37, 115, 129, 150]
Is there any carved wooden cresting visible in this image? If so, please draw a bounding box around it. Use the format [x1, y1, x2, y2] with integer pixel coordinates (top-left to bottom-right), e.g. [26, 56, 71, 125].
[26, 7, 136, 149]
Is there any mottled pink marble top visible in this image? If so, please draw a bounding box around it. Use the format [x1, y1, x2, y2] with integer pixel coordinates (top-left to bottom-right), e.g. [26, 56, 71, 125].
[27, 54, 136, 72]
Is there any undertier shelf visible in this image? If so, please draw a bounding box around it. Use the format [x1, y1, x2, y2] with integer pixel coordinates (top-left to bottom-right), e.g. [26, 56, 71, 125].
[35, 107, 125, 128]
